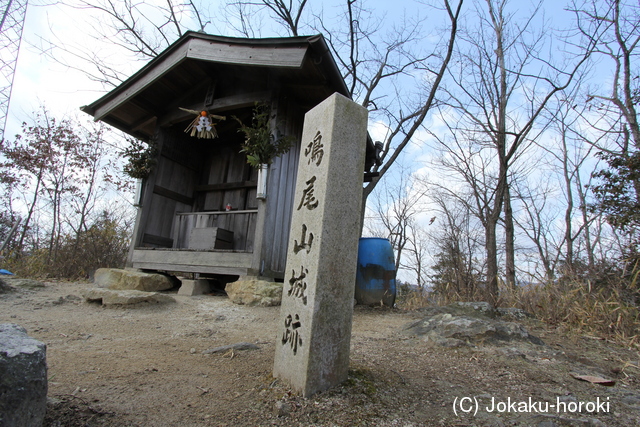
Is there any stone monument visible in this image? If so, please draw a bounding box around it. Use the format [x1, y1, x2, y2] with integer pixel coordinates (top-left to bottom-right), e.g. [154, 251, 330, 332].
[273, 93, 368, 397]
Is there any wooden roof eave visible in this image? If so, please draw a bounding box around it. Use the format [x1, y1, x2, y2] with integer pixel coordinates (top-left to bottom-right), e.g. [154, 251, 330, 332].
[305, 34, 350, 99]
[80, 33, 312, 123]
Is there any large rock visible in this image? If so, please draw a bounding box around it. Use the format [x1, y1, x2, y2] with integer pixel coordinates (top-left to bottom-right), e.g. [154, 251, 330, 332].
[225, 277, 282, 307]
[83, 288, 176, 306]
[94, 268, 175, 292]
[0, 324, 47, 427]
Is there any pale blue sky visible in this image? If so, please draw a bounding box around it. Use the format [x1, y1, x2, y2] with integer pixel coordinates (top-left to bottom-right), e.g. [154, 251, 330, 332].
[7, 0, 576, 138]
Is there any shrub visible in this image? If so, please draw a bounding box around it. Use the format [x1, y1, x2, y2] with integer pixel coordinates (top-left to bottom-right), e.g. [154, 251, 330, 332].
[3, 212, 130, 280]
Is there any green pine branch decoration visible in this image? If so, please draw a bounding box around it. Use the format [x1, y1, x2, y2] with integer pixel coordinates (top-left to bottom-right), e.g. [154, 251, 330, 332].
[233, 103, 293, 168]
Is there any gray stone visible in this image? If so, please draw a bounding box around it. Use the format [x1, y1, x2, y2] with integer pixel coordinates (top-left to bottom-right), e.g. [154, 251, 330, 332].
[0, 278, 15, 294]
[403, 312, 544, 346]
[51, 294, 82, 305]
[497, 307, 532, 319]
[621, 392, 640, 408]
[274, 401, 291, 417]
[178, 279, 212, 296]
[94, 268, 175, 292]
[225, 277, 282, 306]
[273, 93, 368, 397]
[202, 342, 260, 354]
[83, 288, 176, 306]
[0, 323, 47, 427]
[456, 301, 493, 312]
[417, 303, 497, 319]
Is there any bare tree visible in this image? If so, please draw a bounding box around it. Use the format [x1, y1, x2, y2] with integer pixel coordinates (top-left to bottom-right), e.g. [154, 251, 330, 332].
[364, 168, 428, 274]
[34, 0, 211, 87]
[400, 220, 432, 289]
[512, 175, 562, 281]
[428, 189, 485, 300]
[429, 0, 594, 305]
[0, 108, 132, 268]
[352, 0, 463, 201]
[200, 0, 465, 204]
[537, 94, 606, 273]
[570, 0, 640, 240]
[571, 0, 640, 153]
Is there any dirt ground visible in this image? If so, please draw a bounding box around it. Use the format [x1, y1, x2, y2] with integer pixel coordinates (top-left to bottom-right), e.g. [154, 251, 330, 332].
[2, 281, 640, 426]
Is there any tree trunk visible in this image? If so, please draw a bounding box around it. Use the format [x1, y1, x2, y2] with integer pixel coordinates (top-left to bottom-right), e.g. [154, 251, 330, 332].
[485, 215, 500, 307]
[504, 183, 516, 289]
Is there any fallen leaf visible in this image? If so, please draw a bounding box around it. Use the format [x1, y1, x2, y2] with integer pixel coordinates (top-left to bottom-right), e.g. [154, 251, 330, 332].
[570, 372, 616, 386]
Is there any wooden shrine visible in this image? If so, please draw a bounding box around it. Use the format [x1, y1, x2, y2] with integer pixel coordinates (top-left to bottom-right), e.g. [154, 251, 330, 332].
[81, 32, 369, 280]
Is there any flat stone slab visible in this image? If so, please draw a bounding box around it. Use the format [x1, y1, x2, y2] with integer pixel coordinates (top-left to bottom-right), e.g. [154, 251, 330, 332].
[225, 277, 282, 307]
[83, 288, 176, 306]
[1, 278, 45, 290]
[94, 268, 175, 292]
[0, 323, 48, 427]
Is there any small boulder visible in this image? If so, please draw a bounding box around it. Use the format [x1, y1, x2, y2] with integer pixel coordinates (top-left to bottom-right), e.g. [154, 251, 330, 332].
[274, 401, 291, 417]
[0, 324, 48, 427]
[404, 309, 544, 347]
[83, 288, 175, 306]
[94, 268, 175, 292]
[225, 277, 282, 307]
[0, 278, 15, 294]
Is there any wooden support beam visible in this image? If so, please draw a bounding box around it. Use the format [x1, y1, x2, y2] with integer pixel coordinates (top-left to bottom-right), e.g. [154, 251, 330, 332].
[131, 116, 158, 132]
[195, 181, 257, 192]
[160, 78, 215, 118]
[100, 116, 148, 140]
[175, 209, 258, 216]
[153, 185, 194, 205]
[158, 91, 271, 127]
[142, 233, 174, 248]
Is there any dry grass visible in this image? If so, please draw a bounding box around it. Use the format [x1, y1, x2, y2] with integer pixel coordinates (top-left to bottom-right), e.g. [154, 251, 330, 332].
[397, 270, 640, 347]
[507, 281, 640, 347]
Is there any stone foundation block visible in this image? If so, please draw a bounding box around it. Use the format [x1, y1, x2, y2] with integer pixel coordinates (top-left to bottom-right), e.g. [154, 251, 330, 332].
[178, 279, 212, 296]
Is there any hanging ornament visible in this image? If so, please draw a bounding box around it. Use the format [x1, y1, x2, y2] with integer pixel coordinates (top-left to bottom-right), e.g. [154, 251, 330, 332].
[180, 107, 226, 139]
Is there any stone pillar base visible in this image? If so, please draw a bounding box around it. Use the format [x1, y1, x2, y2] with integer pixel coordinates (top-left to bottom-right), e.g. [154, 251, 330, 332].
[178, 279, 212, 296]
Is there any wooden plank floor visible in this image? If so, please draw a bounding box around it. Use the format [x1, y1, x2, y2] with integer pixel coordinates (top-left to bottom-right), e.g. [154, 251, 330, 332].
[131, 249, 252, 276]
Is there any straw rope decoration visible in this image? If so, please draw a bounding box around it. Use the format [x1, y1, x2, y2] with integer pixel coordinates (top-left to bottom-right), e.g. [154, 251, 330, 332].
[180, 107, 226, 139]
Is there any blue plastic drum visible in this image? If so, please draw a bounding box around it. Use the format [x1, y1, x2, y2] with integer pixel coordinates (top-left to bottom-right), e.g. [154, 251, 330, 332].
[355, 237, 396, 307]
